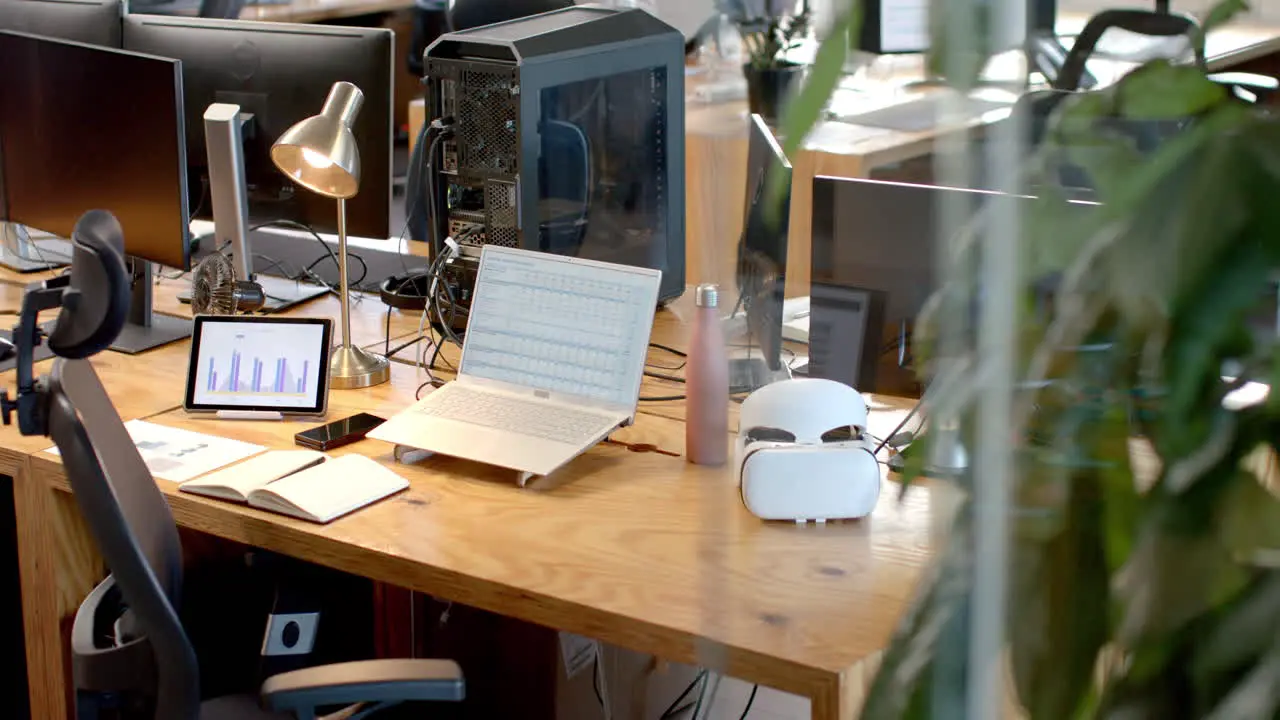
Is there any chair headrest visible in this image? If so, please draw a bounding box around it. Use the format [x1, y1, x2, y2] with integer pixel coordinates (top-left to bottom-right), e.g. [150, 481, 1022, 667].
[48, 210, 131, 359]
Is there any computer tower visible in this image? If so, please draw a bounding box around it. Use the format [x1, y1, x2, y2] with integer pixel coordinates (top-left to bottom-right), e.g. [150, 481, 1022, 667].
[423, 6, 686, 302]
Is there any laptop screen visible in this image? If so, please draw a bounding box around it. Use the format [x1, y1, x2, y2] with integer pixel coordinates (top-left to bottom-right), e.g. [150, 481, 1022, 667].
[460, 246, 662, 408]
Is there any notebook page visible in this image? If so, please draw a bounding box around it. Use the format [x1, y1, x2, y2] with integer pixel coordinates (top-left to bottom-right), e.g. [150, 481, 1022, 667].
[181, 450, 326, 501]
[248, 454, 408, 523]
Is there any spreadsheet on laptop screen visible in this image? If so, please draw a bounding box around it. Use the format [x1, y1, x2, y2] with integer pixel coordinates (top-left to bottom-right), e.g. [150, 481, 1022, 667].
[461, 247, 660, 407]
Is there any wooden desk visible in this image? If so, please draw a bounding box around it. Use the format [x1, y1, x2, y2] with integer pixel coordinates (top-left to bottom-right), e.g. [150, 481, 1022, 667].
[2, 277, 942, 720]
[683, 19, 1280, 301]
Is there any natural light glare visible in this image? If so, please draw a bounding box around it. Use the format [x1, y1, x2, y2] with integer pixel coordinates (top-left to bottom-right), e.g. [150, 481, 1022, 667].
[302, 147, 334, 169]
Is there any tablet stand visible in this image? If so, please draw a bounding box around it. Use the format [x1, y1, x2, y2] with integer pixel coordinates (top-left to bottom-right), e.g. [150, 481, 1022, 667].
[216, 410, 284, 421]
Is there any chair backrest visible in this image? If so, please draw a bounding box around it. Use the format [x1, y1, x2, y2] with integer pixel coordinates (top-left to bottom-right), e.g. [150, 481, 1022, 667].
[53, 358, 201, 719]
[1055, 9, 1205, 92]
[40, 214, 200, 718]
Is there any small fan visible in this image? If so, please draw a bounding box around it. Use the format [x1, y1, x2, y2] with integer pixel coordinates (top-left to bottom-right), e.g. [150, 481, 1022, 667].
[191, 253, 265, 315]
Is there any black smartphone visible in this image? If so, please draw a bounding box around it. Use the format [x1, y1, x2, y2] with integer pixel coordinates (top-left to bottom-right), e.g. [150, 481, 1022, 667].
[294, 413, 386, 451]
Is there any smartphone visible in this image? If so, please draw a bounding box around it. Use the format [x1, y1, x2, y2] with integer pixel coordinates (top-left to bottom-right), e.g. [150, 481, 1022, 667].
[294, 413, 386, 451]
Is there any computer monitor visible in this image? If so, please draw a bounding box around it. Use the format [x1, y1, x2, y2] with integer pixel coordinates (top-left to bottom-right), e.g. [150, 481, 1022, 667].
[121, 16, 393, 241]
[808, 176, 1098, 393]
[856, 0, 1058, 55]
[0, 29, 192, 353]
[736, 113, 791, 382]
[0, 0, 121, 47]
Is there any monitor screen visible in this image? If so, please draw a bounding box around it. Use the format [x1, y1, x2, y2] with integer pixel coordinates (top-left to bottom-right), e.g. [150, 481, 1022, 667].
[738, 113, 791, 372]
[0, 30, 190, 269]
[462, 245, 661, 409]
[856, 0, 1057, 54]
[0, 0, 122, 48]
[122, 16, 393, 240]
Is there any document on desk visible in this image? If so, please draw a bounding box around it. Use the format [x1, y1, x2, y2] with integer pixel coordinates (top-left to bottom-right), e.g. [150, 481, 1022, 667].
[43, 419, 265, 483]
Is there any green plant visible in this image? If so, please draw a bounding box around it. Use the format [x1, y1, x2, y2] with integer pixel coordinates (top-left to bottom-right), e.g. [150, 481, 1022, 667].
[724, 0, 812, 70]
[777, 0, 1280, 716]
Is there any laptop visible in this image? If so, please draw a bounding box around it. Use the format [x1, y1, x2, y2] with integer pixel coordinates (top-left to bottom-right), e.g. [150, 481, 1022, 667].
[370, 245, 662, 479]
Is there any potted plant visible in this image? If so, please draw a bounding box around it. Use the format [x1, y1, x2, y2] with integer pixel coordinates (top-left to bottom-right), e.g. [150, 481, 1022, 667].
[775, 0, 1280, 716]
[724, 0, 811, 122]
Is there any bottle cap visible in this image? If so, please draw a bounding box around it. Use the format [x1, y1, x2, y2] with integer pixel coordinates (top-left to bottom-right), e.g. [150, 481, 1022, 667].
[694, 283, 719, 308]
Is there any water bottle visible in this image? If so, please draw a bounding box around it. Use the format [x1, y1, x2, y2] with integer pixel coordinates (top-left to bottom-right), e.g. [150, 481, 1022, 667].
[686, 283, 730, 466]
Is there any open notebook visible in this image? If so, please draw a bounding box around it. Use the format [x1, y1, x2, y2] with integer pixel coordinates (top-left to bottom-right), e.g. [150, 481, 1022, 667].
[181, 450, 409, 523]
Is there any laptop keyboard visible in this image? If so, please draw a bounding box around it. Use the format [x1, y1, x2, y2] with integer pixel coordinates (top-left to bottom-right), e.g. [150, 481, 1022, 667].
[419, 384, 619, 445]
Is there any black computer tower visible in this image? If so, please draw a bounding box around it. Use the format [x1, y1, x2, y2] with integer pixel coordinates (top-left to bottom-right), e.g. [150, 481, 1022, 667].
[423, 6, 686, 301]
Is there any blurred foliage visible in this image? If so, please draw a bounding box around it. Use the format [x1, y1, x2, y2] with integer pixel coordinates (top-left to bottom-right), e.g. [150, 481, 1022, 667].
[721, 0, 812, 70]
[777, 0, 1280, 717]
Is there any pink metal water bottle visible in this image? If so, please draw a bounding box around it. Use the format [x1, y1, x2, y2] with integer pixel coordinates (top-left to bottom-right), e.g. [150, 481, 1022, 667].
[686, 283, 729, 466]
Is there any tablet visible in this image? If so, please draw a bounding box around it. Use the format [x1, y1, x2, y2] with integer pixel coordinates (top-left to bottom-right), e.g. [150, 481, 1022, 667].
[185, 316, 333, 416]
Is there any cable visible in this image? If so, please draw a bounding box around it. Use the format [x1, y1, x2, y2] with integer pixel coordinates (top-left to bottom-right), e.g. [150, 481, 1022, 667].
[252, 253, 299, 281]
[248, 220, 367, 290]
[303, 250, 368, 289]
[640, 394, 686, 402]
[659, 670, 707, 720]
[874, 400, 924, 456]
[649, 342, 687, 358]
[644, 369, 686, 384]
[415, 378, 444, 400]
[647, 341, 688, 371]
[385, 334, 426, 359]
[424, 131, 447, 255]
[738, 685, 758, 719]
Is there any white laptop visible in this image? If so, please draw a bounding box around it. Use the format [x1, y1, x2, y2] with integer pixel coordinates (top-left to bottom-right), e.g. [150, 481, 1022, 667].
[370, 245, 662, 479]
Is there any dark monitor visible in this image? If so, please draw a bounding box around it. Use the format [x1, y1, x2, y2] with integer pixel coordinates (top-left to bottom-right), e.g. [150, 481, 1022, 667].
[122, 16, 393, 239]
[0, 29, 192, 352]
[857, 0, 1058, 54]
[0, 0, 122, 47]
[736, 113, 791, 376]
[809, 177, 998, 393]
[809, 176, 1100, 392]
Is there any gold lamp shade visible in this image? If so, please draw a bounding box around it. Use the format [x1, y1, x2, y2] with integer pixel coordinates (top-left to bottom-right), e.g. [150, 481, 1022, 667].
[270, 81, 363, 200]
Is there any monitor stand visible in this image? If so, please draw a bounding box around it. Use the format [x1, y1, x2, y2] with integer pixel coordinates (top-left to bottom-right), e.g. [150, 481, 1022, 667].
[193, 103, 330, 314]
[0, 223, 69, 273]
[111, 259, 192, 355]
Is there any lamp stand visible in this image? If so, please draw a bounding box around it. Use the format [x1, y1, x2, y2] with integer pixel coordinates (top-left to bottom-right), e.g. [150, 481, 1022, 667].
[329, 197, 389, 389]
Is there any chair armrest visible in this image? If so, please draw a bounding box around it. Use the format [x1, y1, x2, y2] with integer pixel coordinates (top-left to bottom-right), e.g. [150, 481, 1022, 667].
[71, 575, 157, 695]
[1208, 72, 1280, 90]
[261, 659, 464, 714]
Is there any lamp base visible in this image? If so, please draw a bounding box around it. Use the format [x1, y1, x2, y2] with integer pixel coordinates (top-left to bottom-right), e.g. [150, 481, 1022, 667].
[329, 344, 390, 389]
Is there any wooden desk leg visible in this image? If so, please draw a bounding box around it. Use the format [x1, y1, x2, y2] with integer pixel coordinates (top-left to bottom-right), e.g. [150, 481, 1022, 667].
[811, 651, 883, 720]
[13, 466, 103, 720]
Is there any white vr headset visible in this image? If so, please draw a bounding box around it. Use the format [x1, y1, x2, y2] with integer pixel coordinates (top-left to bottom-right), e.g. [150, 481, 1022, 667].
[734, 378, 881, 523]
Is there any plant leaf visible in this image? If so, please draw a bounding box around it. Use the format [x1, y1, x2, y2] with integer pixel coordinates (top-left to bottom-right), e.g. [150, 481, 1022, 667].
[1193, 571, 1280, 682]
[861, 502, 972, 719]
[1115, 468, 1253, 646]
[1201, 0, 1251, 35]
[766, 2, 860, 222]
[1218, 461, 1280, 559]
[1204, 636, 1280, 720]
[1008, 466, 1110, 720]
[1116, 61, 1229, 120]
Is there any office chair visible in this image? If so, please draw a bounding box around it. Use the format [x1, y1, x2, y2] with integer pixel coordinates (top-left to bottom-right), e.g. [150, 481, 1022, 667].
[0, 210, 464, 720]
[127, 0, 244, 20]
[197, 0, 244, 19]
[1053, 9, 1206, 92]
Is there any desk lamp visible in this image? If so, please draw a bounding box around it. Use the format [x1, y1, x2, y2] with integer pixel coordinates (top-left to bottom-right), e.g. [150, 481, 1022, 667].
[270, 81, 390, 389]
